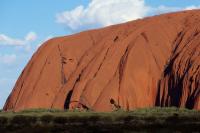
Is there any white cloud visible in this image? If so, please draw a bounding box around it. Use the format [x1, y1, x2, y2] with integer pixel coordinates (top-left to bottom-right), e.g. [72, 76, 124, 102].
[148, 5, 200, 16]
[25, 32, 37, 42]
[56, 0, 149, 30]
[0, 32, 37, 46]
[185, 5, 200, 10]
[148, 5, 181, 15]
[0, 34, 25, 46]
[56, 0, 200, 31]
[0, 54, 17, 65]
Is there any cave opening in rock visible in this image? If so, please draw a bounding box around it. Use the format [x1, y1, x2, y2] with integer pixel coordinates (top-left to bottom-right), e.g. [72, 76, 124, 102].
[64, 90, 73, 109]
[110, 98, 121, 110]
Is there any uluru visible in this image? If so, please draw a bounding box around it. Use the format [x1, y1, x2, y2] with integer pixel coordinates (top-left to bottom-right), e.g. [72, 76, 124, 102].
[3, 10, 200, 112]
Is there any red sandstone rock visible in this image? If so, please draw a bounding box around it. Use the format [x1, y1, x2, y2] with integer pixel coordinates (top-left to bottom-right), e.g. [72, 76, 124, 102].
[3, 10, 200, 111]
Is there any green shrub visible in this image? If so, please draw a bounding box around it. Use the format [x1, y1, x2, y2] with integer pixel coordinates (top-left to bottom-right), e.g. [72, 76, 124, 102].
[53, 116, 69, 124]
[68, 116, 88, 123]
[10, 115, 37, 125]
[0, 117, 8, 125]
[0, 107, 199, 132]
[20, 108, 63, 113]
[88, 115, 100, 122]
[40, 115, 54, 123]
[123, 116, 136, 123]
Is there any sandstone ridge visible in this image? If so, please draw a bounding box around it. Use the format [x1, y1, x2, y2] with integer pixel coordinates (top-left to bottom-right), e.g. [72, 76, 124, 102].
[4, 10, 200, 111]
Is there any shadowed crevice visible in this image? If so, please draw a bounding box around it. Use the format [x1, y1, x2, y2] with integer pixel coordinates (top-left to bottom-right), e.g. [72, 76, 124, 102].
[58, 45, 67, 85]
[155, 80, 161, 106]
[64, 90, 73, 109]
[186, 88, 200, 109]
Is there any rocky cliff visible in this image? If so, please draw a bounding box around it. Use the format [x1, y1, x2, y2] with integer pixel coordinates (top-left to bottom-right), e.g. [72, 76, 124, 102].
[4, 10, 200, 111]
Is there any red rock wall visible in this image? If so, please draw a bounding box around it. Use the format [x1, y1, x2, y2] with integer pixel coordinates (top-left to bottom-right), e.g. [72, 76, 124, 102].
[3, 10, 200, 111]
[156, 17, 200, 109]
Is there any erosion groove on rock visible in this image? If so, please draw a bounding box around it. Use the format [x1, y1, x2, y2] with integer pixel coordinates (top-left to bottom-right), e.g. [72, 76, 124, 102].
[4, 10, 200, 111]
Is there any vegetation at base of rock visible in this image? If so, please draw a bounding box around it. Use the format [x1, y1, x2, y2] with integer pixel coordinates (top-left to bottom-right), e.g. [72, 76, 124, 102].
[0, 107, 199, 133]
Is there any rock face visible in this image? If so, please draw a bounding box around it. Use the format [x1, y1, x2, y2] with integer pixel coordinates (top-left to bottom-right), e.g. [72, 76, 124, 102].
[4, 10, 200, 111]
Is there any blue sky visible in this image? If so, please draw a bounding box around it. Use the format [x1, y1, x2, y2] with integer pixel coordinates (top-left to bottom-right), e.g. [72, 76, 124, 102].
[0, 0, 200, 108]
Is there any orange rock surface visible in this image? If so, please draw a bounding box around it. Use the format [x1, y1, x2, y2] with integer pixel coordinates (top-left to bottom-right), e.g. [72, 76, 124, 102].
[4, 10, 200, 111]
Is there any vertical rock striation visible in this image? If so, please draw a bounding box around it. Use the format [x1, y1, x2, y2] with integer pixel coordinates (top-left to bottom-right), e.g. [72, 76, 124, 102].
[3, 10, 200, 111]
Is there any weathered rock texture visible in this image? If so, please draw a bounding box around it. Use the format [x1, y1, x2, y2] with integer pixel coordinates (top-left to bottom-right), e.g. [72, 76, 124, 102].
[4, 10, 200, 111]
